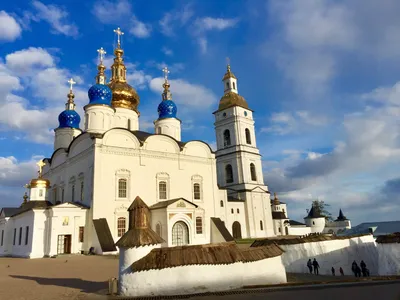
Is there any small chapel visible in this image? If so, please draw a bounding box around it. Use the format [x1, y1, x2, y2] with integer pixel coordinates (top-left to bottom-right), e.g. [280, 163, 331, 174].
[0, 28, 350, 258]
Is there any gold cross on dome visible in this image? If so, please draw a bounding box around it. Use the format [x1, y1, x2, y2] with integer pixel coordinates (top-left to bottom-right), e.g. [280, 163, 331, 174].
[162, 66, 170, 81]
[97, 47, 106, 64]
[68, 78, 76, 91]
[37, 160, 46, 177]
[114, 27, 124, 46]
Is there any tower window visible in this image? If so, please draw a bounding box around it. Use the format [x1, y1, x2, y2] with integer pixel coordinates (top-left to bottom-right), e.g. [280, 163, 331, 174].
[117, 217, 126, 237]
[260, 220, 263, 231]
[225, 164, 233, 183]
[220, 200, 224, 207]
[250, 163, 257, 181]
[223, 129, 231, 147]
[233, 82, 236, 89]
[226, 82, 229, 89]
[237, 208, 240, 213]
[245, 128, 251, 144]
[193, 183, 201, 200]
[231, 209, 234, 214]
[159, 181, 167, 199]
[61, 188, 65, 203]
[196, 217, 203, 234]
[118, 179, 127, 198]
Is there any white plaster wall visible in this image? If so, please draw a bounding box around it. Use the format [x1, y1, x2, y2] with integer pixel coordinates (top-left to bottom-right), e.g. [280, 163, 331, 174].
[113, 107, 138, 130]
[288, 226, 312, 236]
[377, 243, 400, 275]
[305, 217, 326, 233]
[154, 118, 181, 141]
[10, 211, 36, 258]
[280, 235, 378, 275]
[242, 256, 287, 286]
[92, 129, 220, 246]
[84, 105, 114, 134]
[0, 217, 13, 256]
[120, 262, 244, 297]
[225, 202, 246, 238]
[54, 128, 81, 150]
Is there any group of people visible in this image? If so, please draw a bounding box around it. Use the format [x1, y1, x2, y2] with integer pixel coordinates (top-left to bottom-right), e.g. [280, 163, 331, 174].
[352, 260, 370, 277]
[306, 259, 370, 277]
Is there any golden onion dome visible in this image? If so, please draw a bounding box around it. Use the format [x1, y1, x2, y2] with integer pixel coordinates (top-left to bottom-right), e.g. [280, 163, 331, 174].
[29, 177, 50, 189]
[108, 47, 140, 113]
[218, 91, 249, 111]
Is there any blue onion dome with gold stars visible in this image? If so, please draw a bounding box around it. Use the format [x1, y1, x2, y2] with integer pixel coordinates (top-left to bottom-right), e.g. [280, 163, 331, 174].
[58, 79, 81, 129]
[88, 84, 112, 105]
[88, 47, 112, 105]
[157, 67, 177, 119]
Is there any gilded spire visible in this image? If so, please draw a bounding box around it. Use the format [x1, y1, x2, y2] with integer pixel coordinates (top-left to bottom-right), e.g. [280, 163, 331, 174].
[66, 78, 76, 110]
[37, 160, 45, 178]
[22, 192, 28, 205]
[273, 192, 280, 205]
[222, 57, 237, 81]
[110, 27, 127, 83]
[96, 47, 107, 85]
[162, 66, 172, 100]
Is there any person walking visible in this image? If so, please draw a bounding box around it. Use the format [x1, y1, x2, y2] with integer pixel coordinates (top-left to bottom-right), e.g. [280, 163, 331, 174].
[339, 267, 344, 276]
[351, 260, 358, 276]
[360, 260, 367, 277]
[313, 258, 320, 275]
[307, 259, 313, 274]
[331, 267, 335, 276]
[355, 265, 362, 277]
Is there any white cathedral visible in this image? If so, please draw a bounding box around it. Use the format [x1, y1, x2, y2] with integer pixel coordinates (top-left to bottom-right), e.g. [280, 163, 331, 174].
[0, 28, 350, 258]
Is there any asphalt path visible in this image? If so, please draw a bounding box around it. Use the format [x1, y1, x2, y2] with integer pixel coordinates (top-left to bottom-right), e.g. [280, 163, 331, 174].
[188, 281, 400, 300]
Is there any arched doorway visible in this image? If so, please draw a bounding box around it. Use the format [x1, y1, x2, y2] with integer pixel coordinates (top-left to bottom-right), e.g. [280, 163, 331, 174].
[172, 221, 189, 246]
[232, 221, 242, 239]
[285, 227, 289, 235]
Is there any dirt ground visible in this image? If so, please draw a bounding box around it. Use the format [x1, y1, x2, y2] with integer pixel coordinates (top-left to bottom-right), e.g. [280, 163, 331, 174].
[0, 255, 118, 300]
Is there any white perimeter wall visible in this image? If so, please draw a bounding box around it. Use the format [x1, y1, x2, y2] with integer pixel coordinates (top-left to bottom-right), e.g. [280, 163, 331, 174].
[377, 243, 400, 276]
[280, 235, 378, 276]
[119, 255, 287, 297]
[288, 226, 312, 236]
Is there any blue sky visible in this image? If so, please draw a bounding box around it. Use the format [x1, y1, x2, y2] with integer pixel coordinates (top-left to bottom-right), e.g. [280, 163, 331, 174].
[1, 0, 400, 226]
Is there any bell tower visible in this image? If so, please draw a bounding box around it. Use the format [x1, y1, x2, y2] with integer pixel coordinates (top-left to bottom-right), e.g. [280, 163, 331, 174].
[213, 62, 274, 238]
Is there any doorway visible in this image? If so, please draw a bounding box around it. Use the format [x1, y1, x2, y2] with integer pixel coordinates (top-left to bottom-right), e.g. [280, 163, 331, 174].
[57, 234, 72, 254]
[232, 221, 242, 239]
[172, 221, 189, 246]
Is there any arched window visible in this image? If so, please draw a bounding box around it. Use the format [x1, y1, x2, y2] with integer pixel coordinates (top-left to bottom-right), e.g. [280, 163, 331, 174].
[260, 220, 263, 230]
[233, 82, 236, 89]
[156, 223, 162, 237]
[80, 181, 84, 201]
[250, 163, 257, 181]
[245, 128, 251, 144]
[225, 164, 233, 183]
[231, 208, 234, 214]
[71, 185, 75, 202]
[223, 129, 231, 147]
[220, 200, 224, 207]
[193, 183, 201, 200]
[117, 217, 126, 237]
[196, 217, 203, 234]
[226, 82, 229, 89]
[237, 208, 240, 213]
[159, 181, 167, 199]
[118, 179, 127, 198]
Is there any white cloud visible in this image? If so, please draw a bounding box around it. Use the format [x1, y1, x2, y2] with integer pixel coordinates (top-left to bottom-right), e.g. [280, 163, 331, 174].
[194, 17, 239, 32]
[149, 77, 217, 109]
[5, 47, 54, 73]
[162, 47, 173, 56]
[92, 0, 131, 23]
[127, 69, 152, 90]
[92, 0, 151, 38]
[31, 1, 79, 37]
[159, 3, 194, 37]
[130, 18, 151, 38]
[261, 110, 329, 135]
[0, 11, 22, 42]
